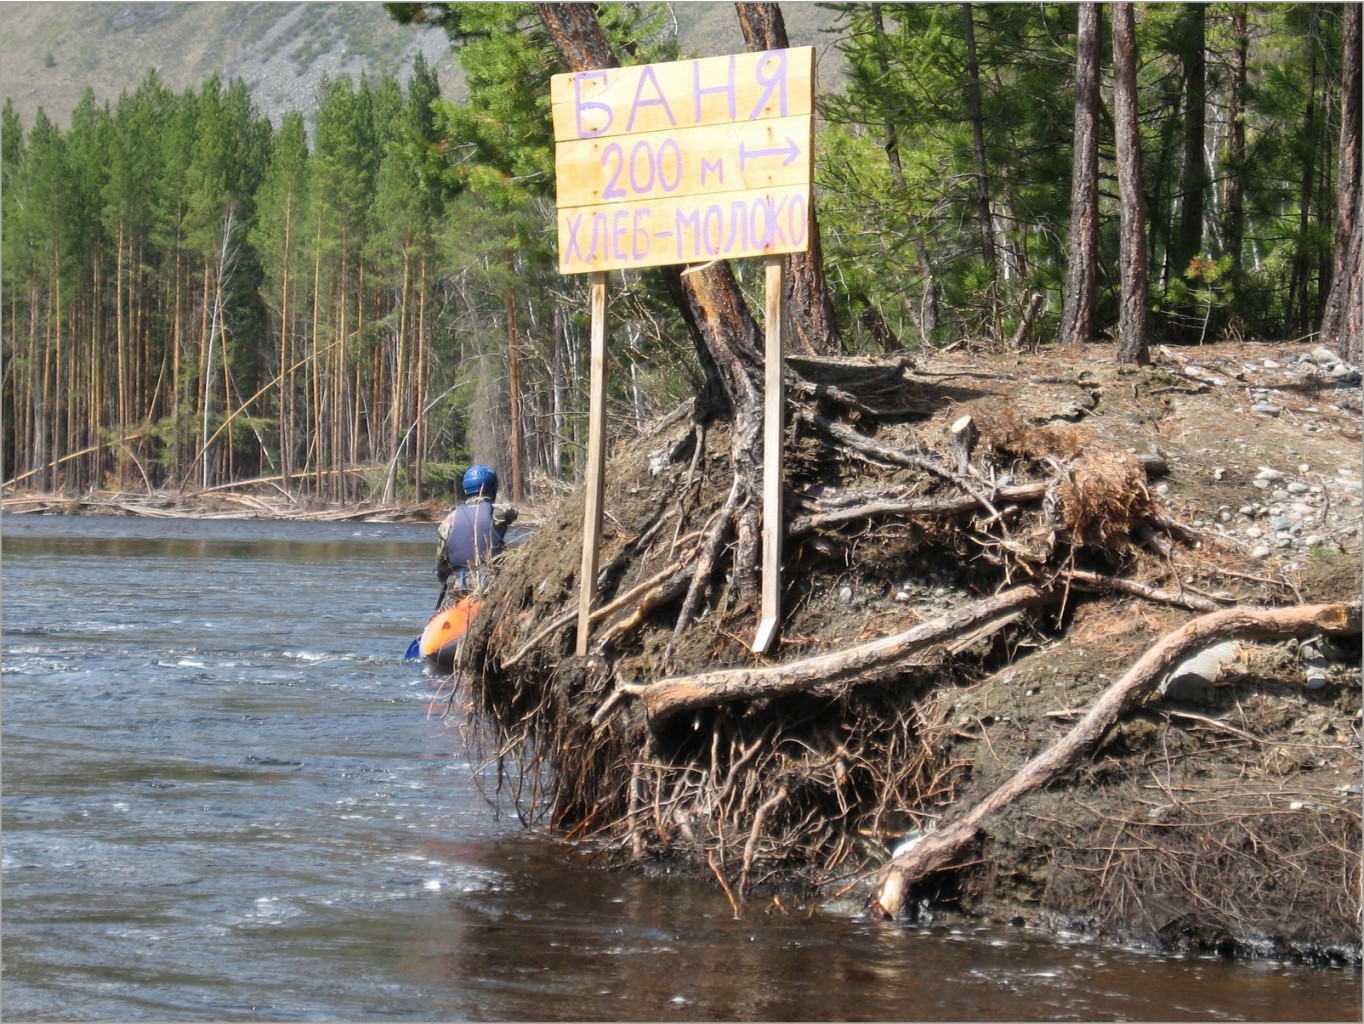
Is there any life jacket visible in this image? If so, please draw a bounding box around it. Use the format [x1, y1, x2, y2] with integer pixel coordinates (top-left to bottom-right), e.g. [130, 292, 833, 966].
[443, 499, 504, 573]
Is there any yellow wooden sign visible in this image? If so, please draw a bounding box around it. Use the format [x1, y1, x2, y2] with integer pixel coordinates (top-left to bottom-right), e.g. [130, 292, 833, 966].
[552, 47, 815, 275]
[551, 48, 814, 140]
[555, 115, 812, 208]
[557, 184, 811, 275]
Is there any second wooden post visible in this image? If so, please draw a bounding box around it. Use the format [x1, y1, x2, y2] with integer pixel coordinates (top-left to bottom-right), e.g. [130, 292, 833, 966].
[576, 271, 609, 657]
[753, 256, 786, 654]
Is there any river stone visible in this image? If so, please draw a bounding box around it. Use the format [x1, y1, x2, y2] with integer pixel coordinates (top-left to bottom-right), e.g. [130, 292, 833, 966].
[1302, 637, 1359, 663]
[1160, 640, 1243, 703]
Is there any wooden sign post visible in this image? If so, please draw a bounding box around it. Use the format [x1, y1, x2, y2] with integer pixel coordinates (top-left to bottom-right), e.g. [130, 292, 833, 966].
[552, 47, 814, 656]
[576, 272, 610, 656]
[753, 255, 787, 653]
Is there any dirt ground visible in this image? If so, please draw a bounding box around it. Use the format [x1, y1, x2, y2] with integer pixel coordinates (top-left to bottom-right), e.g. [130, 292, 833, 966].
[808, 340, 1362, 958]
[455, 338, 1360, 964]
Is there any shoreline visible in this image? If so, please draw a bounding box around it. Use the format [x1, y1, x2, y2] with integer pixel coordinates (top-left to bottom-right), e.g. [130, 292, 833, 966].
[1, 488, 446, 524]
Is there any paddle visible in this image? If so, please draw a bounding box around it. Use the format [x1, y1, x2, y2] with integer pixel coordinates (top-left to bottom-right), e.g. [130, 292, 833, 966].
[403, 636, 422, 661]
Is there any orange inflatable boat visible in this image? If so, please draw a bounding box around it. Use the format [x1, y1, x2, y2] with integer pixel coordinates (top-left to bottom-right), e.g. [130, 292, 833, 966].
[418, 595, 480, 671]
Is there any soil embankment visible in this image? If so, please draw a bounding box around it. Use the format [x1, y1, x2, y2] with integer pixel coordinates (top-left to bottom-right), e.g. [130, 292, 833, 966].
[454, 340, 1361, 962]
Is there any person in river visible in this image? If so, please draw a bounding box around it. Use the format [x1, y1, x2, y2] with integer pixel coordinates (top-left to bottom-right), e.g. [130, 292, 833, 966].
[435, 464, 517, 609]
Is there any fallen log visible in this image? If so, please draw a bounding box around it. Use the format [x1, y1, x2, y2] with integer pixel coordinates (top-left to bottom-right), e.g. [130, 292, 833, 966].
[868, 600, 1362, 919]
[628, 584, 1058, 727]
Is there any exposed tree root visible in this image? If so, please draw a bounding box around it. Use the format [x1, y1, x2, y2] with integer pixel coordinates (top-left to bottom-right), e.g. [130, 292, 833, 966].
[869, 601, 1361, 919]
[628, 584, 1057, 727]
[453, 353, 1361, 956]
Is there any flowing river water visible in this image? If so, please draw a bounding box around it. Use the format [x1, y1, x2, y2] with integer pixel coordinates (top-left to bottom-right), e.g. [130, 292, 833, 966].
[2, 514, 1358, 1021]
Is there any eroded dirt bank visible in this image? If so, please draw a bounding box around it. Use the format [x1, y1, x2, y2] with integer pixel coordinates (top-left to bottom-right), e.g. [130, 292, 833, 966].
[452, 339, 1361, 963]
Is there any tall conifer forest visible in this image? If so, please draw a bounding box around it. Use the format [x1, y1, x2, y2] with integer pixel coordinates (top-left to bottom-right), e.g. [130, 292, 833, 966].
[2, 3, 1358, 502]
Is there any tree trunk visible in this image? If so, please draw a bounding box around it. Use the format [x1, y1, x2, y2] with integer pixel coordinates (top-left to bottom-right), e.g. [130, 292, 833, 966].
[1059, 3, 1101, 348]
[1289, 8, 1322, 337]
[1222, 7, 1248, 273]
[870, 2, 939, 342]
[383, 246, 411, 504]
[415, 256, 428, 502]
[505, 252, 525, 505]
[1112, 3, 1150, 367]
[279, 192, 294, 497]
[735, 1, 841, 356]
[961, 3, 1000, 339]
[1171, 3, 1207, 305]
[1322, 2, 1362, 362]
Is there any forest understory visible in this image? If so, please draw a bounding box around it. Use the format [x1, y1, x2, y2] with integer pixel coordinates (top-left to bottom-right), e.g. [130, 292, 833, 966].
[445, 338, 1362, 964]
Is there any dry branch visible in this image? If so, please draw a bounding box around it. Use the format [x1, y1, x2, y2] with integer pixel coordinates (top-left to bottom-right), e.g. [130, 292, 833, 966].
[633, 585, 1058, 727]
[1067, 568, 1229, 612]
[869, 600, 1362, 919]
[801, 409, 1004, 519]
[787, 481, 1046, 536]
[500, 558, 695, 669]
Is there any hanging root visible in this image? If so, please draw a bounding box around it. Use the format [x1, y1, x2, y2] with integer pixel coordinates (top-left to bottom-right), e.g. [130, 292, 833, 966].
[668, 475, 743, 658]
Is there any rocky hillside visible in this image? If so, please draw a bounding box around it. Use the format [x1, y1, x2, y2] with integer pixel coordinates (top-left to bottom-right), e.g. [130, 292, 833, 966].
[1, 2, 843, 130]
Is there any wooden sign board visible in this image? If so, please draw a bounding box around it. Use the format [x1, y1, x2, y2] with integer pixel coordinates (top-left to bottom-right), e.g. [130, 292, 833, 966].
[552, 47, 814, 274]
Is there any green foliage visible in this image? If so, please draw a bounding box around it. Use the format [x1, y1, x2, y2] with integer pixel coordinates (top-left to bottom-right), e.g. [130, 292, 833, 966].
[2, 2, 1356, 497]
[820, 3, 1079, 346]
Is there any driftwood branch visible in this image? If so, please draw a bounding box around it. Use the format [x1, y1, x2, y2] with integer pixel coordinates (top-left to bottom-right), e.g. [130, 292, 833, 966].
[868, 600, 1362, 919]
[788, 482, 1046, 537]
[669, 479, 744, 655]
[502, 559, 696, 669]
[1066, 568, 1229, 612]
[636, 585, 1057, 727]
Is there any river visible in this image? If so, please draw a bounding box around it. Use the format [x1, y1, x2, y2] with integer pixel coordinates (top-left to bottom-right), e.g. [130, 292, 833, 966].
[2, 514, 1358, 1021]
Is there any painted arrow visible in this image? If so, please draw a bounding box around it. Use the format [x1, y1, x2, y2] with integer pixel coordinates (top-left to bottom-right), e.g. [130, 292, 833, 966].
[739, 136, 802, 170]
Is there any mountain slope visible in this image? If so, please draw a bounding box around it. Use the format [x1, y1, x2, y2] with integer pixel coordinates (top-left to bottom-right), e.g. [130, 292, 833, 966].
[1, 2, 460, 128]
[0, 2, 843, 130]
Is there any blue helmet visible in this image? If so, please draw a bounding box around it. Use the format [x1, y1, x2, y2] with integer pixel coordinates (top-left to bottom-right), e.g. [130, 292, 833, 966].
[462, 464, 498, 500]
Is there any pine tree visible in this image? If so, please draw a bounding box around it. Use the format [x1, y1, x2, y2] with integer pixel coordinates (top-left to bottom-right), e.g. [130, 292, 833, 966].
[1112, 2, 1150, 367]
[1059, 3, 1102, 348]
[252, 111, 311, 494]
